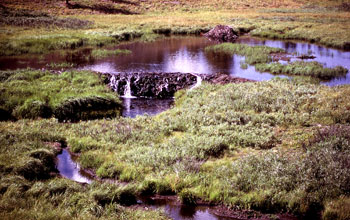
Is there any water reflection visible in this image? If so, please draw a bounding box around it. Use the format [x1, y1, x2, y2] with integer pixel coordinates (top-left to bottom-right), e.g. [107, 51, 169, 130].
[122, 97, 174, 118]
[56, 149, 92, 184]
[141, 197, 233, 220]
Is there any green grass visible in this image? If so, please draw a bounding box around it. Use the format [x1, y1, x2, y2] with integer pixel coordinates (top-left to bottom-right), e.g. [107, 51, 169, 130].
[1, 0, 350, 218]
[2, 77, 350, 218]
[255, 61, 349, 79]
[91, 49, 131, 58]
[205, 43, 285, 65]
[0, 69, 121, 121]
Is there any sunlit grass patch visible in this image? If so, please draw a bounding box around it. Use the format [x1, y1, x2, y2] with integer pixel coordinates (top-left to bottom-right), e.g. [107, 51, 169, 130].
[205, 43, 285, 65]
[255, 61, 348, 79]
[90, 48, 131, 58]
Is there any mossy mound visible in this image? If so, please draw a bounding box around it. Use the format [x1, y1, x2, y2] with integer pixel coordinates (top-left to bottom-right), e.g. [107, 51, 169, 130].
[54, 96, 122, 122]
[16, 149, 58, 180]
[0, 69, 121, 121]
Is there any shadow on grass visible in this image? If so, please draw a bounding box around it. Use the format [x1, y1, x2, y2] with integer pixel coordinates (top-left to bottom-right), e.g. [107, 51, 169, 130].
[66, 2, 137, 15]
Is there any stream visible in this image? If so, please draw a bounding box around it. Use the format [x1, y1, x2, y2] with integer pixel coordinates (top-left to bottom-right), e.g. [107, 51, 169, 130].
[56, 148, 236, 220]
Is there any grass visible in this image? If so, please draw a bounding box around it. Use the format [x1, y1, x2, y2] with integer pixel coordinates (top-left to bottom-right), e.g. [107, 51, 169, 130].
[1, 0, 350, 56]
[255, 61, 349, 79]
[90, 49, 131, 58]
[1, 0, 350, 219]
[1, 77, 350, 218]
[0, 69, 122, 121]
[0, 126, 169, 219]
[205, 43, 285, 65]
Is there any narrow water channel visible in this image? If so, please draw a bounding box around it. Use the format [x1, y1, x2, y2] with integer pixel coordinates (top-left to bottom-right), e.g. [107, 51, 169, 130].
[56, 149, 92, 184]
[55, 149, 236, 220]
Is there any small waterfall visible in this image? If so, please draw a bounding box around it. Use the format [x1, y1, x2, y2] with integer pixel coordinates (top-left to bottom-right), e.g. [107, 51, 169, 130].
[109, 75, 118, 91]
[122, 76, 136, 98]
[190, 74, 202, 90]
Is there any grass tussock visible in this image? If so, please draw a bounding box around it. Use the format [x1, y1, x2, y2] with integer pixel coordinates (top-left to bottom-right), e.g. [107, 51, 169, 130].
[0, 69, 121, 121]
[255, 61, 349, 79]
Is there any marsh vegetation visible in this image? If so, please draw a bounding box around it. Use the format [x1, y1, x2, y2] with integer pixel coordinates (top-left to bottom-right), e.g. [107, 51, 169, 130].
[1, 0, 350, 219]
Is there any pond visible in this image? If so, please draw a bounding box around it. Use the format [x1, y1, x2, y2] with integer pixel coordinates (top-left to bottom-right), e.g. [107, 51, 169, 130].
[1, 36, 350, 117]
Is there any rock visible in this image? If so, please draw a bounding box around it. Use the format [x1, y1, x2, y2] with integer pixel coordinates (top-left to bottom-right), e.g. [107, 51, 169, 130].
[204, 25, 238, 42]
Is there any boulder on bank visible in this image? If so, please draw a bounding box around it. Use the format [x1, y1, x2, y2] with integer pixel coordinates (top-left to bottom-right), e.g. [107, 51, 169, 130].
[204, 25, 238, 42]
